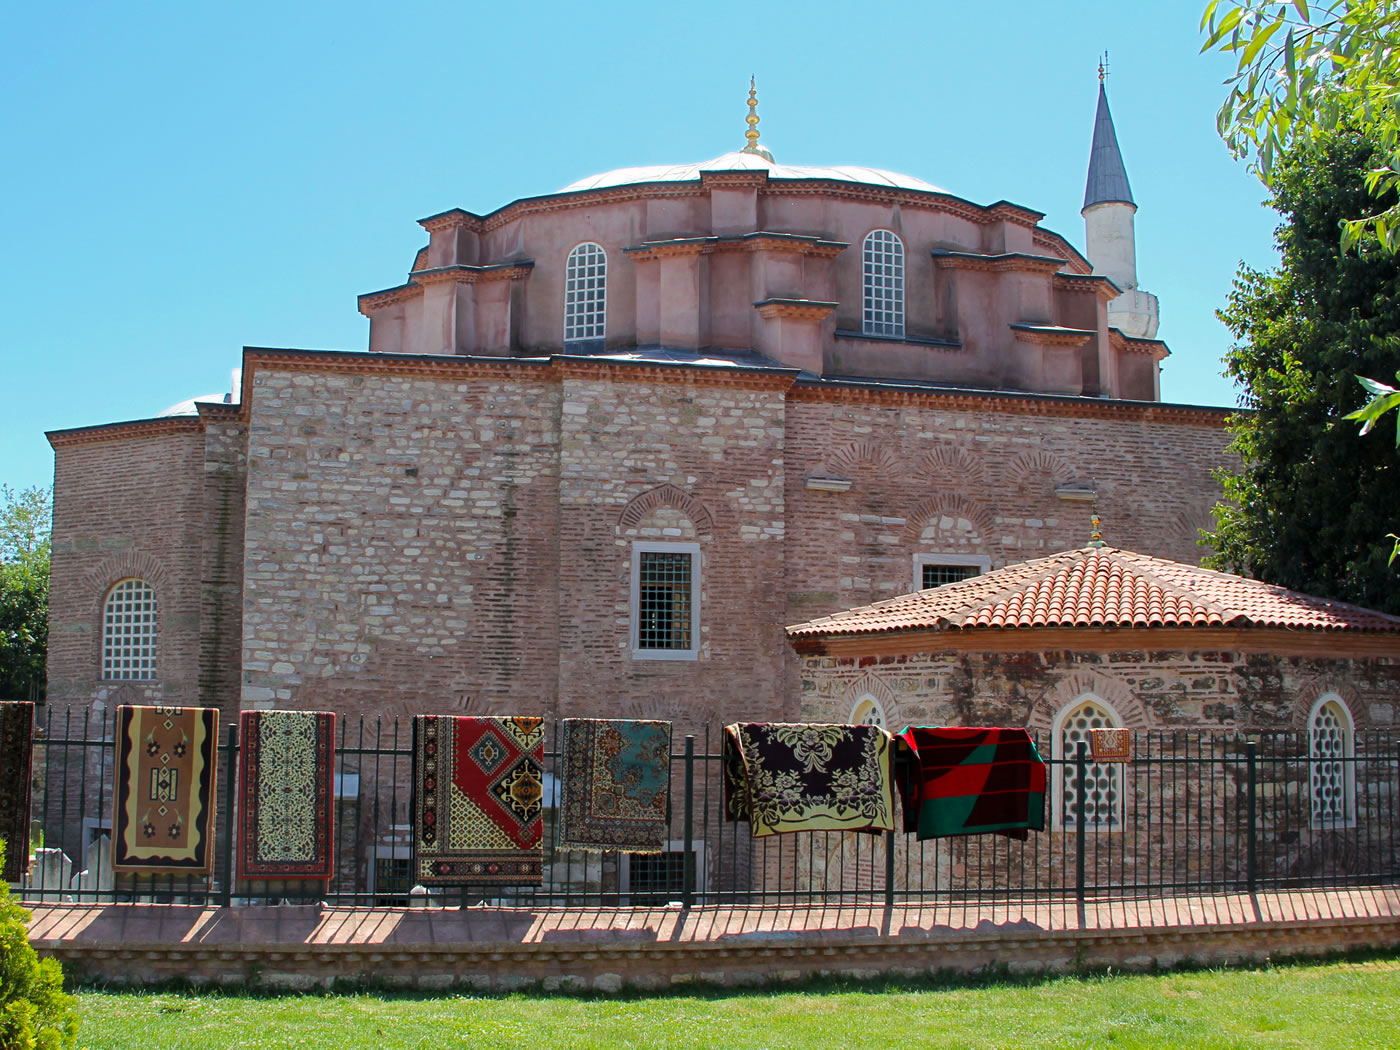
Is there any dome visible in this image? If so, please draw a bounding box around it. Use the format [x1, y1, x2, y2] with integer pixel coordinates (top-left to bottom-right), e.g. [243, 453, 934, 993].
[560, 150, 944, 195]
[158, 392, 232, 417]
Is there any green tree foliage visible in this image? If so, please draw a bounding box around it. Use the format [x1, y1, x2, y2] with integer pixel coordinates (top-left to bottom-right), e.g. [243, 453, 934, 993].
[0, 488, 51, 703]
[1203, 0, 1400, 252]
[0, 844, 79, 1050]
[1208, 127, 1400, 611]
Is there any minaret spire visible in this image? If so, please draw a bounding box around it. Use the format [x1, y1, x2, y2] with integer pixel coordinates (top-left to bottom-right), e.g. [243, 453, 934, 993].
[741, 76, 775, 163]
[1083, 59, 1134, 209]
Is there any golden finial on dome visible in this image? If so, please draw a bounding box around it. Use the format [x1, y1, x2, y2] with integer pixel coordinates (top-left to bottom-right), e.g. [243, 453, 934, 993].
[741, 76, 774, 162]
[1088, 503, 1105, 548]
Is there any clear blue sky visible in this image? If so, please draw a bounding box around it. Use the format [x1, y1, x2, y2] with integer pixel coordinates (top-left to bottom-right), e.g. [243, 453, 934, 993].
[0, 0, 1279, 495]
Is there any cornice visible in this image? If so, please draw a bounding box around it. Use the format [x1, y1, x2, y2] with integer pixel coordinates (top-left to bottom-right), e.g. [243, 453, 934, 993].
[356, 283, 424, 315]
[408, 262, 535, 286]
[787, 380, 1233, 425]
[1010, 323, 1095, 347]
[1033, 230, 1093, 274]
[754, 298, 838, 322]
[931, 249, 1067, 274]
[418, 209, 481, 234]
[1054, 272, 1121, 301]
[47, 416, 205, 449]
[623, 237, 717, 261]
[1109, 328, 1171, 359]
[700, 169, 770, 189]
[552, 356, 798, 391]
[789, 625, 1400, 659]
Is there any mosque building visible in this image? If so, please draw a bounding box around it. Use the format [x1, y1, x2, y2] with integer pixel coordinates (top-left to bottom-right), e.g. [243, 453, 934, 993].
[45, 79, 1233, 728]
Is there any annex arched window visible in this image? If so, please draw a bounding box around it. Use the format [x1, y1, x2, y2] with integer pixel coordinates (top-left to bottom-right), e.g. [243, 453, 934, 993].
[102, 579, 157, 680]
[849, 694, 887, 729]
[1309, 694, 1356, 828]
[564, 242, 607, 349]
[1052, 695, 1123, 830]
[862, 229, 904, 337]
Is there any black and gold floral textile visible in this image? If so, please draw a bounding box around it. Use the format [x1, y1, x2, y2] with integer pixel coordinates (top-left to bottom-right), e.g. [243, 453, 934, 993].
[722, 722, 896, 838]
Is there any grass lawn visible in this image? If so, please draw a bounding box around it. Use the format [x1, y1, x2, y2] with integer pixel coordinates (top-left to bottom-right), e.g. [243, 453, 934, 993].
[74, 958, 1400, 1049]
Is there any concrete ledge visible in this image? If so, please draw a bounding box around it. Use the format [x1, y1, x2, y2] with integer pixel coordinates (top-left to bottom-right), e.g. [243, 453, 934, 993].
[27, 888, 1400, 991]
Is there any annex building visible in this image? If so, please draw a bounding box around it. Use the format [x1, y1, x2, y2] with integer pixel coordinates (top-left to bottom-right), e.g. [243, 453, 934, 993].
[45, 82, 1235, 731]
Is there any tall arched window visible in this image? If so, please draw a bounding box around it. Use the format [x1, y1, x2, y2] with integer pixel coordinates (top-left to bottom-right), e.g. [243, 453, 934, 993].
[102, 579, 157, 680]
[862, 229, 904, 337]
[1309, 694, 1356, 828]
[1052, 695, 1123, 830]
[564, 242, 606, 349]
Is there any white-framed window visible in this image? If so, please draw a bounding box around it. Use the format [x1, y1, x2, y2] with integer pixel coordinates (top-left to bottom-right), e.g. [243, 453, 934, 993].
[849, 694, 887, 729]
[102, 579, 157, 680]
[1051, 695, 1124, 831]
[630, 541, 700, 661]
[862, 229, 904, 337]
[913, 553, 990, 591]
[1309, 694, 1357, 829]
[564, 241, 607, 348]
[621, 840, 707, 905]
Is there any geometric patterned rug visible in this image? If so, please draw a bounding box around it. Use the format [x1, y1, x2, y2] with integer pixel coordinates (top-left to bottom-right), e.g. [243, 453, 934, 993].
[112, 705, 219, 874]
[412, 715, 544, 886]
[0, 701, 34, 882]
[557, 718, 670, 853]
[237, 709, 336, 880]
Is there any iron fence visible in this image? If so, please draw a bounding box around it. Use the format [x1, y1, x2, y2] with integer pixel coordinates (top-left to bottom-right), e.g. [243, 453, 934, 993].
[14, 708, 1400, 907]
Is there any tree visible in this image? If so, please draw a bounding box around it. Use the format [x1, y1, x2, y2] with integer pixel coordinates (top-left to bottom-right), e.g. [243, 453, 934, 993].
[0, 487, 51, 702]
[0, 843, 80, 1050]
[1206, 127, 1400, 613]
[1203, 0, 1400, 252]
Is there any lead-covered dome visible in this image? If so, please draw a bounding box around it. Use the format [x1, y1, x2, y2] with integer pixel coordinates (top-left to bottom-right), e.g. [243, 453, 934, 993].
[560, 150, 944, 195]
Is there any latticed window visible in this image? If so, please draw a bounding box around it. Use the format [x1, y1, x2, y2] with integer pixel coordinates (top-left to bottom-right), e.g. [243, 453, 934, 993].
[637, 552, 692, 649]
[862, 229, 904, 337]
[564, 242, 606, 347]
[102, 579, 157, 680]
[922, 563, 979, 589]
[850, 695, 886, 729]
[1057, 698, 1122, 829]
[626, 850, 696, 906]
[1310, 698, 1355, 827]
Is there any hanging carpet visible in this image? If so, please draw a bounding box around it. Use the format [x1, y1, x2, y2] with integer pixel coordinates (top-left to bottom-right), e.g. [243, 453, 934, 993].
[894, 726, 1046, 840]
[237, 709, 336, 880]
[723, 722, 895, 838]
[0, 701, 34, 882]
[558, 718, 671, 853]
[412, 715, 544, 886]
[112, 705, 219, 874]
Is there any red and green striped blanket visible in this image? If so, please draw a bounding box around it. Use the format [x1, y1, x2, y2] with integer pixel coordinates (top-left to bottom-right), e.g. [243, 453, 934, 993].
[894, 727, 1046, 840]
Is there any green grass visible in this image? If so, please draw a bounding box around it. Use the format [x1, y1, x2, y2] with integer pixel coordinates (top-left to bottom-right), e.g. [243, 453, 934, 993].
[74, 958, 1400, 1049]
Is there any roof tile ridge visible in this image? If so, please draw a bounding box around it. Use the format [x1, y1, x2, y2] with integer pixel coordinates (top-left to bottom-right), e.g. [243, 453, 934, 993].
[946, 549, 1090, 627]
[1106, 549, 1237, 622]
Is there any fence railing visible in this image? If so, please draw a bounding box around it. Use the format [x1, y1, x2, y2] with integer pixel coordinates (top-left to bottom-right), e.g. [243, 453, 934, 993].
[14, 708, 1400, 908]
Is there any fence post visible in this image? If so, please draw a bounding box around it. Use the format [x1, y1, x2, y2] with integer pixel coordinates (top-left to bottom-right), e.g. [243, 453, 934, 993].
[682, 735, 695, 909]
[884, 830, 896, 909]
[1075, 740, 1088, 904]
[220, 722, 238, 907]
[1246, 741, 1258, 894]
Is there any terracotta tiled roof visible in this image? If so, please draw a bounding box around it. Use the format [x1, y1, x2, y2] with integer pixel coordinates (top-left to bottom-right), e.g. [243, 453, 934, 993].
[786, 546, 1400, 638]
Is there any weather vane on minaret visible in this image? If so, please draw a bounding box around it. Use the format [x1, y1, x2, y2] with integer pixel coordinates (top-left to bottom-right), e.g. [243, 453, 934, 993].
[1098, 51, 1110, 83]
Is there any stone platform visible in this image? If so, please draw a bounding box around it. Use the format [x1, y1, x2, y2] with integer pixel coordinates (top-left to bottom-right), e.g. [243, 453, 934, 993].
[26, 888, 1400, 991]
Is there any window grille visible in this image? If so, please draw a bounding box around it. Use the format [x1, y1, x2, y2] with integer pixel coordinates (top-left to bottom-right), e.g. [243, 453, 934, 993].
[637, 551, 692, 650]
[850, 695, 886, 729]
[921, 563, 979, 589]
[626, 850, 695, 906]
[1310, 699, 1354, 826]
[1058, 698, 1122, 829]
[564, 242, 606, 347]
[102, 579, 157, 680]
[862, 230, 904, 337]
[373, 855, 412, 907]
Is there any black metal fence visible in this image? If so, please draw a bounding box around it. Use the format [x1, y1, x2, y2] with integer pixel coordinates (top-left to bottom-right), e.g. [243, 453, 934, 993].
[15, 708, 1400, 907]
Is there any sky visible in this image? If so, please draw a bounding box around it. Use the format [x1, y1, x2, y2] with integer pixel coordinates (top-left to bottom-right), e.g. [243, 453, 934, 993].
[0, 0, 1282, 496]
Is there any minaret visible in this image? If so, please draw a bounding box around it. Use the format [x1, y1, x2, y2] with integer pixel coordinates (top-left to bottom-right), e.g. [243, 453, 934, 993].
[1082, 57, 1158, 339]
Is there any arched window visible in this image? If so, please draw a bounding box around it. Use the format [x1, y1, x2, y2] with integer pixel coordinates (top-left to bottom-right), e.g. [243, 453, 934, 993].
[1309, 694, 1356, 828]
[862, 230, 904, 337]
[102, 579, 157, 680]
[1052, 695, 1123, 830]
[564, 242, 606, 349]
[849, 694, 887, 729]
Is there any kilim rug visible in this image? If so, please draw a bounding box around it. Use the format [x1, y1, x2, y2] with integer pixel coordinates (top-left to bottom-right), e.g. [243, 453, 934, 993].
[412, 715, 544, 886]
[1089, 727, 1132, 763]
[112, 705, 219, 874]
[893, 726, 1046, 841]
[723, 722, 895, 838]
[0, 701, 34, 882]
[557, 718, 671, 853]
[237, 710, 336, 880]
